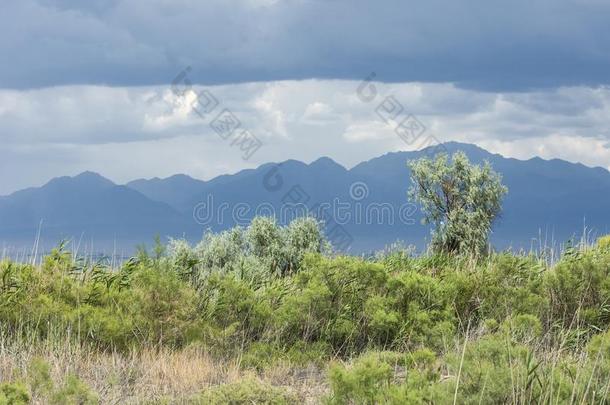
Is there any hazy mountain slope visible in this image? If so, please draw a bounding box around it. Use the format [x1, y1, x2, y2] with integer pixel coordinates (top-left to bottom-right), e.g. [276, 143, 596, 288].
[0, 172, 194, 252]
[127, 174, 207, 213]
[1, 143, 609, 253]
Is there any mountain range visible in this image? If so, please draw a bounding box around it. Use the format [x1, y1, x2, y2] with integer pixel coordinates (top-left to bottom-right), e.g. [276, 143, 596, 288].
[1, 142, 609, 255]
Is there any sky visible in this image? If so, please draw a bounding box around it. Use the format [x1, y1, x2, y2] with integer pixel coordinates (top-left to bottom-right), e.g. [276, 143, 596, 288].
[1, 0, 610, 195]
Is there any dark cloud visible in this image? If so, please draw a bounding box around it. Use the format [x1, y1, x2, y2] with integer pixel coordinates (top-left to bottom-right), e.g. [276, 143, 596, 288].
[2, 0, 610, 91]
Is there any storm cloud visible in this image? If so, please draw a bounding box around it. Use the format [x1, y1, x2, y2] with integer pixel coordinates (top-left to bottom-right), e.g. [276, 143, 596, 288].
[2, 0, 610, 90]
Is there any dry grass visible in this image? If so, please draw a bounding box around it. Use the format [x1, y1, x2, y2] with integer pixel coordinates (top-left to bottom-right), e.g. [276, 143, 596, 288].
[0, 335, 329, 404]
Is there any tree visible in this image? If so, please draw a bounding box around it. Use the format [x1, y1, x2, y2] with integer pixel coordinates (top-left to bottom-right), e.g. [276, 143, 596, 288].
[408, 151, 508, 256]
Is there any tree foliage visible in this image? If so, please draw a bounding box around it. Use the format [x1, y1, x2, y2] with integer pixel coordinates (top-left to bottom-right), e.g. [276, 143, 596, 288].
[408, 151, 508, 256]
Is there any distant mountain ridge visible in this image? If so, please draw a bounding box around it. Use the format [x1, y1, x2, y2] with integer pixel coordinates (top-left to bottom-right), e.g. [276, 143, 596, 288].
[1, 142, 609, 254]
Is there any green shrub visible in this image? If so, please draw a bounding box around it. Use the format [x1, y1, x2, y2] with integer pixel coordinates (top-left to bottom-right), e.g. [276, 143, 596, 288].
[327, 354, 394, 405]
[28, 357, 53, 397]
[0, 382, 30, 405]
[501, 314, 542, 344]
[241, 341, 330, 369]
[544, 250, 610, 331]
[440, 334, 527, 404]
[50, 375, 98, 405]
[1, 359, 99, 405]
[275, 255, 390, 352]
[123, 267, 198, 347]
[196, 379, 296, 404]
[386, 270, 455, 349]
[327, 350, 438, 405]
[598, 235, 610, 251]
[582, 329, 610, 401]
[199, 273, 272, 354]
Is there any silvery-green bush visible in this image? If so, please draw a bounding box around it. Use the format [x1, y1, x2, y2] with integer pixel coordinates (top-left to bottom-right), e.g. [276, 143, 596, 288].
[283, 216, 331, 274]
[168, 216, 328, 280]
[408, 151, 507, 256]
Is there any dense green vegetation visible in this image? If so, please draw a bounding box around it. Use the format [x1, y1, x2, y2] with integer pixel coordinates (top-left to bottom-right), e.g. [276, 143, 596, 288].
[1, 217, 610, 403]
